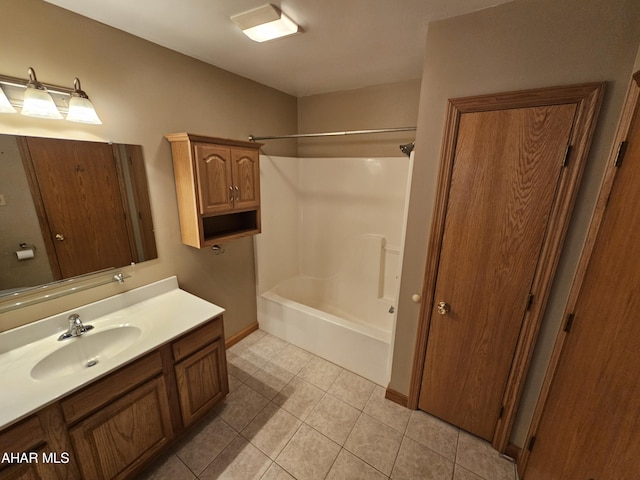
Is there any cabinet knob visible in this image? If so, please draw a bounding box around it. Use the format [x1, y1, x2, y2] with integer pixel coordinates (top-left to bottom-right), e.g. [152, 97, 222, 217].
[55, 233, 65, 241]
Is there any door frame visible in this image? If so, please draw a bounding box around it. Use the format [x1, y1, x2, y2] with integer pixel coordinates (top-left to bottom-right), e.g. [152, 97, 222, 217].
[518, 72, 640, 477]
[408, 83, 604, 451]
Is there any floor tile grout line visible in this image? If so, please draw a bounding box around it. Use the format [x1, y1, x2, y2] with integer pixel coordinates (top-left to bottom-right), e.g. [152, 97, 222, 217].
[341, 442, 395, 479]
[197, 415, 241, 476]
[303, 398, 360, 447]
[164, 448, 201, 480]
[270, 420, 306, 479]
[347, 410, 403, 478]
[387, 433, 405, 480]
[321, 447, 342, 480]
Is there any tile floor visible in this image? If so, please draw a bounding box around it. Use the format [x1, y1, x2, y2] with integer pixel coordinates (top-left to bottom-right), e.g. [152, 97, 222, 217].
[141, 330, 519, 480]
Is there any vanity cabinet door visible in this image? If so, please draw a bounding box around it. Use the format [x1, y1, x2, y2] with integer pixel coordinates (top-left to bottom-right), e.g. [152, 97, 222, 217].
[174, 339, 227, 427]
[68, 377, 173, 480]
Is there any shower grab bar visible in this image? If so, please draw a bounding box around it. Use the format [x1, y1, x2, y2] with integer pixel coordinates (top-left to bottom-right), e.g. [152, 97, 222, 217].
[248, 126, 416, 142]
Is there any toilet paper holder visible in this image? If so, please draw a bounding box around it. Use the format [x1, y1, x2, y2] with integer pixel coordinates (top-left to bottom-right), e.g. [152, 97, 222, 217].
[16, 243, 36, 261]
[19, 242, 36, 252]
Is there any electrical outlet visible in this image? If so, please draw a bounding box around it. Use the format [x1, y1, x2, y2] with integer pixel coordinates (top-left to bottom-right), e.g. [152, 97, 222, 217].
[0, 194, 6, 206]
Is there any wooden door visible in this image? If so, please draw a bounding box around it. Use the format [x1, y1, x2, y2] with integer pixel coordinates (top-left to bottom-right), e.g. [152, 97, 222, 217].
[23, 138, 135, 279]
[419, 103, 578, 440]
[525, 77, 640, 479]
[231, 148, 260, 210]
[194, 143, 233, 215]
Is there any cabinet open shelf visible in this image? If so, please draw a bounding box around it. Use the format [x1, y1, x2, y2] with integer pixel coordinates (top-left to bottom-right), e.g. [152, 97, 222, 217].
[201, 209, 260, 245]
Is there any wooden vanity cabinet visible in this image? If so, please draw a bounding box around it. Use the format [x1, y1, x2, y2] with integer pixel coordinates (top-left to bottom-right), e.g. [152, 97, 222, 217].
[0, 315, 228, 480]
[165, 133, 263, 247]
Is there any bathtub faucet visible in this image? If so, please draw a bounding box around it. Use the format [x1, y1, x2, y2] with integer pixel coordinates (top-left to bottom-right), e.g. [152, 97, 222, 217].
[58, 314, 94, 341]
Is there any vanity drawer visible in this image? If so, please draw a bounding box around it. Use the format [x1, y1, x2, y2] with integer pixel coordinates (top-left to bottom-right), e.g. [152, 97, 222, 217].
[61, 351, 163, 424]
[172, 316, 223, 362]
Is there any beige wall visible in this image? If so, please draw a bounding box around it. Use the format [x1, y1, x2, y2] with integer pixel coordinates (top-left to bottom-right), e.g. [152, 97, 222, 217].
[0, 0, 297, 337]
[391, 0, 640, 448]
[296, 80, 421, 157]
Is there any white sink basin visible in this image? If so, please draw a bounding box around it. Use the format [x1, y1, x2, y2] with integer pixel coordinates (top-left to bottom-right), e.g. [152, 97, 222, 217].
[30, 326, 141, 380]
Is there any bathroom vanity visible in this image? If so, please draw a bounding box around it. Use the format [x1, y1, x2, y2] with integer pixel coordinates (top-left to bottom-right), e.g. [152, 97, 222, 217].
[0, 277, 228, 480]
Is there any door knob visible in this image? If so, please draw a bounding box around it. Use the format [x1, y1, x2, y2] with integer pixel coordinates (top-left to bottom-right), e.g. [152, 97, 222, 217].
[55, 233, 65, 241]
[437, 301, 450, 315]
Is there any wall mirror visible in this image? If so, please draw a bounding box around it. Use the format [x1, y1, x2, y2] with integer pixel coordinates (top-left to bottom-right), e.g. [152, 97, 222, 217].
[0, 134, 157, 303]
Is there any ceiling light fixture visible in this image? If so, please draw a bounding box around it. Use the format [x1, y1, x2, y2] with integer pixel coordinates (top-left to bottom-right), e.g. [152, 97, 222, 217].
[231, 4, 301, 43]
[0, 67, 101, 124]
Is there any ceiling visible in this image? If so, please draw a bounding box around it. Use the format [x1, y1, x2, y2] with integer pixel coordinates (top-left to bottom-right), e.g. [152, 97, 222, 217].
[43, 0, 512, 97]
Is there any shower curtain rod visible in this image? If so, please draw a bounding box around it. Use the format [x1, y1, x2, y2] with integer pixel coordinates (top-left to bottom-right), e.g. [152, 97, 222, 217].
[248, 126, 416, 142]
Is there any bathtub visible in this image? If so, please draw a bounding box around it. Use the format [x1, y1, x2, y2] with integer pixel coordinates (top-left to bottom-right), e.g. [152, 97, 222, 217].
[257, 273, 394, 386]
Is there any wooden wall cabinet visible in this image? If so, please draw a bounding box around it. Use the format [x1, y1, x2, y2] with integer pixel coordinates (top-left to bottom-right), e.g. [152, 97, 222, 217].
[0, 316, 228, 480]
[165, 133, 263, 247]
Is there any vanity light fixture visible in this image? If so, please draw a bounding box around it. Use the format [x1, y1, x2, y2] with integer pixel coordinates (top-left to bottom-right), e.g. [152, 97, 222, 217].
[0, 86, 16, 113]
[67, 78, 102, 124]
[0, 67, 101, 124]
[231, 4, 301, 42]
[21, 67, 63, 119]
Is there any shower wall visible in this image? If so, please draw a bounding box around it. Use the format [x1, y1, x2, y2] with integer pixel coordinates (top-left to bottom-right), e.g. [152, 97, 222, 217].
[256, 155, 410, 305]
[255, 156, 300, 295]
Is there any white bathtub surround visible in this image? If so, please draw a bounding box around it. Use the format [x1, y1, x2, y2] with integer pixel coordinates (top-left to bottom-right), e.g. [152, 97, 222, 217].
[0, 276, 224, 430]
[255, 155, 410, 386]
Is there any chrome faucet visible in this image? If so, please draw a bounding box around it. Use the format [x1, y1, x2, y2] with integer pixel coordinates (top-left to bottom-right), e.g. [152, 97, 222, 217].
[58, 313, 94, 341]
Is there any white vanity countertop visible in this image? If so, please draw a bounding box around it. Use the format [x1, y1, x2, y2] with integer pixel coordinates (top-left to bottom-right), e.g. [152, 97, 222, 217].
[0, 276, 224, 430]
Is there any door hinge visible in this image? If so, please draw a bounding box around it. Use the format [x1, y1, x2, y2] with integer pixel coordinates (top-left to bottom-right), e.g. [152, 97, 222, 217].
[562, 144, 572, 167]
[615, 141, 628, 167]
[528, 435, 537, 451]
[526, 293, 534, 311]
[563, 313, 575, 333]
[498, 405, 505, 419]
